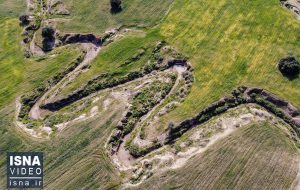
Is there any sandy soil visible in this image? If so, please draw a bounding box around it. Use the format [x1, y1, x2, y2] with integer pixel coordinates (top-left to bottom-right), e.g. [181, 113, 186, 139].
[282, 0, 300, 20]
[292, 155, 300, 190]
[29, 33, 44, 57]
[26, 0, 34, 12]
[15, 98, 52, 139]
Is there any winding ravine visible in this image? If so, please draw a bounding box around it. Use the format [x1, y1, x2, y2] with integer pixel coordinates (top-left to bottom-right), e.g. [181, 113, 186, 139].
[13, 0, 300, 187]
[29, 43, 101, 120]
[113, 65, 188, 169]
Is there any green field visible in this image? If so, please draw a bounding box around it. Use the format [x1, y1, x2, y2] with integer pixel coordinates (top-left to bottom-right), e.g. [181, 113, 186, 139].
[154, 0, 300, 129]
[56, 0, 173, 34]
[55, 0, 300, 133]
[135, 123, 299, 189]
[1, 0, 300, 189]
[0, 0, 25, 18]
[56, 30, 163, 97]
[0, 0, 175, 189]
[0, 18, 83, 108]
[0, 102, 123, 189]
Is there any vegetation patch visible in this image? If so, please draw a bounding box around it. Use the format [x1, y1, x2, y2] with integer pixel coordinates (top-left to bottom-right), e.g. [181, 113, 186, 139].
[18, 50, 86, 123]
[109, 75, 176, 154]
[2, 0, 300, 188]
[278, 56, 300, 78]
[135, 123, 299, 190]
[41, 41, 187, 111]
[167, 86, 300, 144]
[155, 0, 300, 131]
[110, 0, 122, 14]
[56, 0, 174, 34]
[41, 26, 56, 51]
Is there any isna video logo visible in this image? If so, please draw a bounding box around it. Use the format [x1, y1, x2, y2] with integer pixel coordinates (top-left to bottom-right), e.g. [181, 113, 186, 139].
[7, 152, 43, 188]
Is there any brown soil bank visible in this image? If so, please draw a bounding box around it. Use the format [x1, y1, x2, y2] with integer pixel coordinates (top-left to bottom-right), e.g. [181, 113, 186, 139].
[167, 86, 300, 143]
[41, 59, 187, 111]
[112, 86, 300, 161]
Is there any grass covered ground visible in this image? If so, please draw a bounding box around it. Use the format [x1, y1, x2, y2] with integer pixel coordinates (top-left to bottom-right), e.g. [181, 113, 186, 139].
[0, 103, 122, 189]
[0, 19, 127, 186]
[154, 0, 300, 128]
[0, 1, 174, 189]
[45, 0, 300, 133]
[0, 18, 25, 107]
[0, 18, 82, 108]
[0, 0, 25, 18]
[56, 0, 173, 34]
[135, 122, 299, 189]
[57, 30, 163, 97]
[1, 0, 300, 189]
[58, 0, 300, 133]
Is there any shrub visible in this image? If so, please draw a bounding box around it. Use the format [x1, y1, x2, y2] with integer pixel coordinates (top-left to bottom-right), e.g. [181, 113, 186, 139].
[19, 14, 29, 26]
[42, 26, 55, 39]
[110, 0, 122, 13]
[168, 122, 175, 130]
[42, 26, 56, 51]
[126, 144, 141, 157]
[123, 118, 138, 135]
[143, 62, 158, 74]
[127, 71, 142, 80]
[42, 39, 55, 51]
[278, 56, 300, 77]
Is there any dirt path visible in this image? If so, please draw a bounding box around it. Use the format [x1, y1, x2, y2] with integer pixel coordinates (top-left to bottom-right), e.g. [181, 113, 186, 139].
[21, 61, 175, 139]
[18, 1, 300, 187]
[115, 135, 136, 170]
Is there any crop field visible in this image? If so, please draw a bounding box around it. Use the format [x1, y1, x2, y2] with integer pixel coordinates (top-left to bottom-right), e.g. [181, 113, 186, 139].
[135, 123, 300, 189]
[57, 30, 164, 97]
[0, 19, 82, 108]
[1, 0, 300, 189]
[154, 0, 300, 128]
[56, 0, 173, 34]
[43, 0, 300, 131]
[0, 0, 25, 18]
[0, 104, 123, 189]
